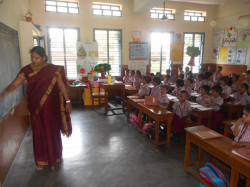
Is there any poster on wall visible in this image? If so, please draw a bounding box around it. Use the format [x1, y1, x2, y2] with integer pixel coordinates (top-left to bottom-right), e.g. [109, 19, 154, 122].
[212, 48, 219, 59]
[237, 29, 250, 47]
[175, 33, 182, 43]
[212, 28, 224, 47]
[236, 47, 247, 64]
[170, 43, 183, 61]
[76, 42, 98, 77]
[128, 61, 146, 75]
[129, 42, 148, 60]
[219, 47, 228, 61]
[227, 48, 237, 64]
[223, 26, 238, 47]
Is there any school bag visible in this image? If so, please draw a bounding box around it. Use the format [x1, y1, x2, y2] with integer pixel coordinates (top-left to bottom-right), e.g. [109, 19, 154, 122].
[199, 162, 229, 187]
[130, 115, 139, 126]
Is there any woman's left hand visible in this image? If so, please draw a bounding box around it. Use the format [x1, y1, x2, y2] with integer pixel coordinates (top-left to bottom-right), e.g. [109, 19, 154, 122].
[66, 103, 72, 114]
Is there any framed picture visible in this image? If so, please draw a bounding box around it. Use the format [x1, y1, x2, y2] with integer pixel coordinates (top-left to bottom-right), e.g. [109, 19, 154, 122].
[0, 0, 3, 3]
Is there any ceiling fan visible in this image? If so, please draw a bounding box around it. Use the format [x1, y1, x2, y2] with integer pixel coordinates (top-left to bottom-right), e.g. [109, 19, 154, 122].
[161, 2, 168, 21]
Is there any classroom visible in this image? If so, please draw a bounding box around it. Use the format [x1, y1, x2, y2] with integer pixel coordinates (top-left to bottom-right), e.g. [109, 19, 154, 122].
[1, 0, 250, 186]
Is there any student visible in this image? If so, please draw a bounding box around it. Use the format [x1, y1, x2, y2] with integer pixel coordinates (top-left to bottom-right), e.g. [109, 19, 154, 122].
[169, 68, 177, 83]
[182, 78, 193, 96]
[230, 73, 240, 93]
[213, 66, 223, 85]
[123, 70, 130, 83]
[231, 105, 250, 147]
[171, 90, 192, 133]
[164, 75, 171, 87]
[208, 65, 213, 72]
[199, 71, 214, 89]
[133, 70, 142, 89]
[186, 71, 194, 80]
[148, 73, 155, 86]
[178, 66, 184, 75]
[184, 67, 189, 80]
[172, 79, 184, 97]
[150, 77, 161, 98]
[193, 73, 203, 92]
[158, 85, 169, 109]
[220, 76, 232, 100]
[196, 85, 211, 106]
[166, 69, 171, 76]
[156, 72, 163, 80]
[204, 85, 224, 130]
[232, 83, 249, 105]
[135, 76, 150, 97]
[127, 70, 135, 84]
[178, 74, 184, 80]
[199, 68, 205, 75]
[242, 70, 250, 94]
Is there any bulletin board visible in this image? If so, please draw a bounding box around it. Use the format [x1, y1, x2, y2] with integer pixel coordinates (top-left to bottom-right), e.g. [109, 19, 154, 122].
[129, 42, 148, 60]
[128, 61, 146, 75]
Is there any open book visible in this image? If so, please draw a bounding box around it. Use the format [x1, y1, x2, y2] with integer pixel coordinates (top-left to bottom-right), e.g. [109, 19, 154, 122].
[232, 147, 250, 161]
[195, 130, 223, 139]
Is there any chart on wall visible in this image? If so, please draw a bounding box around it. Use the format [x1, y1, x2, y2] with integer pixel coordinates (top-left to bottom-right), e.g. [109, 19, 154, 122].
[219, 47, 228, 61]
[128, 61, 146, 75]
[76, 42, 98, 77]
[227, 48, 237, 64]
[129, 42, 148, 60]
[236, 47, 247, 64]
[212, 48, 219, 59]
[237, 29, 250, 47]
[170, 43, 183, 61]
[212, 28, 224, 47]
[223, 26, 237, 47]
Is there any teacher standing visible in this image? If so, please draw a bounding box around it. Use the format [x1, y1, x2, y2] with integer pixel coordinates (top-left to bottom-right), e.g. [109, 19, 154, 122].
[0, 46, 72, 171]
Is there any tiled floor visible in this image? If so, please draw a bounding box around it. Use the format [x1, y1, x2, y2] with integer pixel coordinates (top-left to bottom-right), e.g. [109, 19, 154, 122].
[3, 105, 201, 187]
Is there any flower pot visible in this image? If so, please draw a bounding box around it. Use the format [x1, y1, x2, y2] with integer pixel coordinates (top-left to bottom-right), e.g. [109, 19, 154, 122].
[188, 56, 195, 66]
[26, 17, 32, 22]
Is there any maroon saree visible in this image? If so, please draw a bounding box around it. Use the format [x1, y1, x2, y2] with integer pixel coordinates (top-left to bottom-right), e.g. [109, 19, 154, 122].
[20, 64, 72, 170]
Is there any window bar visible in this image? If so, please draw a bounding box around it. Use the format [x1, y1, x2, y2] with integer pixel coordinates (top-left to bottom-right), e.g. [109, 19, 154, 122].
[62, 29, 67, 75]
[107, 30, 110, 74]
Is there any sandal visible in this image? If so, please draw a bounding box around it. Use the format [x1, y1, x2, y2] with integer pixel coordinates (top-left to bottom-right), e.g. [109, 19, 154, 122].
[36, 165, 44, 170]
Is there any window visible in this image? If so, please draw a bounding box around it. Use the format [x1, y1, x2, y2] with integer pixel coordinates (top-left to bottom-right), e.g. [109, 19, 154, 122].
[92, 3, 122, 17]
[94, 29, 122, 76]
[150, 32, 174, 74]
[48, 27, 80, 78]
[182, 33, 205, 73]
[150, 9, 175, 20]
[45, 1, 79, 14]
[184, 11, 206, 22]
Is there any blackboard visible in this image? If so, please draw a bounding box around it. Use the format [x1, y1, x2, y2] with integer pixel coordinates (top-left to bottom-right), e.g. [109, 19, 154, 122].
[0, 22, 23, 119]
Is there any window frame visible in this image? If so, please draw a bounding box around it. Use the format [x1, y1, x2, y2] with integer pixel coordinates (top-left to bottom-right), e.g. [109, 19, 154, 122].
[93, 28, 123, 78]
[182, 32, 205, 73]
[47, 26, 81, 79]
[150, 9, 175, 20]
[92, 4, 122, 17]
[184, 11, 206, 22]
[45, 0, 79, 14]
[149, 31, 174, 74]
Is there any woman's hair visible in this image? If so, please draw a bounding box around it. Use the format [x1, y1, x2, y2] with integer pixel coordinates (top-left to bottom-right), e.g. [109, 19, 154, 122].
[201, 85, 210, 93]
[30, 46, 48, 62]
[203, 71, 213, 79]
[197, 73, 204, 79]
[230, 73, 240, 81]
[211, 85, 222, 95]
[220, 76, 233, 86]
[178, 74, 184, 79]
[244, 105, 250, 113]
[176, 79, 184, 87]
[143, 76, 151, 83]
[152, 77, 161, 85]
[136, 70, 141, 77]
[240, 83, 249, 91]
[130, 70, 135, 74]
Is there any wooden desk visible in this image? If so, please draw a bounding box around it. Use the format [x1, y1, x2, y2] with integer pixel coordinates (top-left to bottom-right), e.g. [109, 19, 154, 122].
[68, 85, 87, 104]
[127, 97, 172, 148]
[184, 126, 250, 187]
[125, 86, 139, 95]
[223, 120, 236, 137]
[221, 103, 244, 120]
[100, 83, 125, 115]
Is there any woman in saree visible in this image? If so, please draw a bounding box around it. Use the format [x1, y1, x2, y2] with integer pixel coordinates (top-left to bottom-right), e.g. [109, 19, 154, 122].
[0, 46, 72, 171]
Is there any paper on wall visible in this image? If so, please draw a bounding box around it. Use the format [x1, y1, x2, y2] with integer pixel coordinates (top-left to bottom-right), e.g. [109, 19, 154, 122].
[236, 47, 247, 64]
[227, 48, 237, 64]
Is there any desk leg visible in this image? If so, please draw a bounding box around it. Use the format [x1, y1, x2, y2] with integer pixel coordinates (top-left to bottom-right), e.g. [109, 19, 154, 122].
[184, 134, 191, 171]
[122, 89, 125, 113]
[139, 110, 142, 129]
[167, 119, 171, 147]
[198, 147, 203, 167]
[155, 119, 159, 149]
[127, 101, 131, 122]
[230, 167, 238, 187]
[79, 90, 81, 104]
[105, 91, 108, 115]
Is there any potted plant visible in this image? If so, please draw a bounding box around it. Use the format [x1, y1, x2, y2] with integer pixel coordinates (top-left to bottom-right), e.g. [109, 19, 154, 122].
[24, 10, 33, 22]
[186, 46, 200, 66]
[94, 63, 111, 79]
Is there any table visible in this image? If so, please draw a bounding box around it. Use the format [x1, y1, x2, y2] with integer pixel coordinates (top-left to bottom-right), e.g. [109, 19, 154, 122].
[223, 120, 236, 137]
[68, 85, 87, 104]
[221, 103, 244, 120]
[100, 83, 125, 115]
[127, 97, 172, 148]
[184, 126, 250, 186]
[125, 85, 139, 95]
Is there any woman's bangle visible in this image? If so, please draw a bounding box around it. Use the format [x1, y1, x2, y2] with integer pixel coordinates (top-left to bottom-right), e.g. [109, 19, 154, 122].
[66, 100, 71, 103]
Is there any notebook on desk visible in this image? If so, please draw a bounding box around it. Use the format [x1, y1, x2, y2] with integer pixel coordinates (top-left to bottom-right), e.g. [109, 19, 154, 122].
[195, 130, 223, 139]
[232, 147, 250, 161]
[144, 96, 158, 105]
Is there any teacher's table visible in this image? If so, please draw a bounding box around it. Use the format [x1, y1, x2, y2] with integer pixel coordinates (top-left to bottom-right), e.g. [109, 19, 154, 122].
[125, 85, 139, 95]
[184, 126, 250, 187]
[221, 103, 244, 120]
[100, 83, 125, 115]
